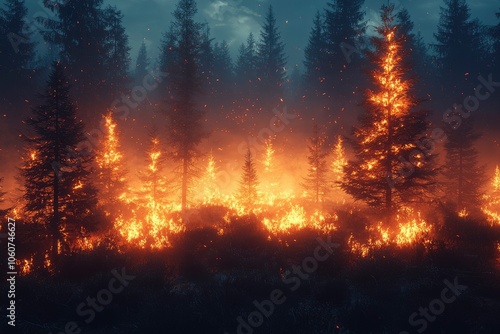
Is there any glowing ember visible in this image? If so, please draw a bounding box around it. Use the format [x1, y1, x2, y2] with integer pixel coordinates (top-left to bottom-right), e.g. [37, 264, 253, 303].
[458, 208, 469, 218]
[18, 258, 33, 276]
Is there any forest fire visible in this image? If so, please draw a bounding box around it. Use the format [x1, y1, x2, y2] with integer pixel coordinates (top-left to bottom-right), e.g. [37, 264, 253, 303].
[1, 0, 499, 332]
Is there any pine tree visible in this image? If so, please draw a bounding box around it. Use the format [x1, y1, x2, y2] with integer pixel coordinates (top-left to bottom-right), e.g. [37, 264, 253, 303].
[303, 11, 327, 100]
[213, 40, 234, 103]
[491, 7, 500, 76]
[135, 41, 150, 82]
[40, 0, 130, 118]
[433, 0, 487, 99]
[40, 0, 107, 96]
[396, 8, 434, 96]
[302, 123, 329, 203]
[238, 149, 259, 209]
[162, 0, 207, 213]
[331, 135, 347, 194]
[159, 26, 178, 95]
[341, 4, 438, 214]
[443, 114, 485, 212]
[256, 5, 287, 108]
[21, 62, 98, 263]
[137, 131, 170, 210]
[135, 132, 171, 248]
[104, 6, 131, 93]
[198, 25, 215, 99]
[197, 151, 220, 204]
[234, 33, 258, 109]
[94, 112, 127, 216]
[0, 0, 35, 98]
[324, 0, 366, 99]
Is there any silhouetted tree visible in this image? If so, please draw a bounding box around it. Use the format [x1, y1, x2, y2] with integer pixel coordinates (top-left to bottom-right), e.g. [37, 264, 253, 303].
[303, 11, 328, 102]
[135, 41, 150, 82]
[21, 62, 98, 264]
[443, 114, 486, 212]
[396, 8, 434, 97]
[0, 0, 35, 100]
[40, 0, 130, 119]
[238, 149, 259, 209]
[433, 0, 487, 99]
[104, 5, 130, 93]
[341, 4, 438, 215]
[324, 0, 366, 101]
[302, 123, 329, 203]
[234, 33, 258, 115]
[198, 25, 215, 99]
[256, 5, 287, 109]
[213, 40, 234, 103]
[162, 0, 207, 213]
[491, 7, 500, 76]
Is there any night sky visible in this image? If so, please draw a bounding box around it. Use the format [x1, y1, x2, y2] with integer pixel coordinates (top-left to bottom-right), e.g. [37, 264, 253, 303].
[25, 0, 499, 69]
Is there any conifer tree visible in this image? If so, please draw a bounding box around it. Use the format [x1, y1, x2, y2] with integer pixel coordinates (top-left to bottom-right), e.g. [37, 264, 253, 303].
[331, 135, 347, 196]
[137, 131, 170, 210]
[135, 41, 150, 82]
[21, 62, 98, 263]
[324, 0, 366, 100]
[238, 149, 259, 209]
[433, 0, 487, 98]
[491, 7, 500, 76]
[256, 5, 287, 109]
[94, 112, 127, 216]
[443, 114, 486, 212]
[234, 33, 258, 113]
[341, 4, 437, 214]
[302, 123, 329, 203]
[161, 0, 207, 213]
[0, 0, 35, 99]
[104, 6, 131, 93]
[303, 11, 328, 102]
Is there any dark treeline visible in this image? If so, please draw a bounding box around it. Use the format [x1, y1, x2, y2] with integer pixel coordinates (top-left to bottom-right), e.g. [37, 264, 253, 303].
[1, 0, 499, 125]
[0, 0, 500, 260]
[1, 2, 500, 333]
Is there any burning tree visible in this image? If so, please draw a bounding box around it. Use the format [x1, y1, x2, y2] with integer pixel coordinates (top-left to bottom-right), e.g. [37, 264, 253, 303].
[197, 151, 221, 204]
[238, 149, 259, 210]
[483, 165, 500, 225]
[95, 112, 127, 217]
[133, 133, 174, 248]
[137, 133, 170, 208]
[331, 135, 347, 199]
[21, 62, 98, 264]
[443, 115, 485, 213]
[162, 0, 207, 213]
[302, 123, 330, 203]
[341, 4, 437, 214]
[493, 166, 500, 195]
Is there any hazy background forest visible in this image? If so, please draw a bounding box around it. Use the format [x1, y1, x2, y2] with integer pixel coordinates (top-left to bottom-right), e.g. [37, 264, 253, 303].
[1, 0, 500, 333]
